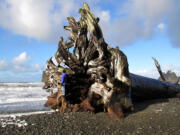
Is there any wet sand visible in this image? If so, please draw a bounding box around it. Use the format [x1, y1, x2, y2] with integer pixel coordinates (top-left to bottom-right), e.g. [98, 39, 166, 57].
[0, 98, 180, 135]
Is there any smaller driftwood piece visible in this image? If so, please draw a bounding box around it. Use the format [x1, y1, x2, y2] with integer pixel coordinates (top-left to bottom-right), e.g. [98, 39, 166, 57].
[152, 57, 166, 81]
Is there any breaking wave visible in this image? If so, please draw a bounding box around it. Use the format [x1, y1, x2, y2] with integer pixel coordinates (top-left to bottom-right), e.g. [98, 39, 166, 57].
[0, 82, 50, 114]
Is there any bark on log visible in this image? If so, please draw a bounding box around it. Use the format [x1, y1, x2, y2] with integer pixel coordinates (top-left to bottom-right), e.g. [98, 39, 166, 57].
[42, 3, 180, 119]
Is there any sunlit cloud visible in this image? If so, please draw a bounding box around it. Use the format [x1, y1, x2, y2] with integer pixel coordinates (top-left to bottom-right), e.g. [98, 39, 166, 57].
[131, 64, 180, 79]
[157, 23, 165, 30]
[0, 52, 44, 73]
[0, 0, 180, 47]
[0, 0, 79, 42]
[12, 52, 30, 65]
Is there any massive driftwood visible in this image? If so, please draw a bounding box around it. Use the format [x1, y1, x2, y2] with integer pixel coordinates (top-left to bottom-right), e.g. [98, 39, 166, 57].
[42, 3, 180, 119]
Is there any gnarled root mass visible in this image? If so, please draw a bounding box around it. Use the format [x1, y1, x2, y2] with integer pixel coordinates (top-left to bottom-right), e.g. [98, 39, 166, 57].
[42, 3, 133, 119]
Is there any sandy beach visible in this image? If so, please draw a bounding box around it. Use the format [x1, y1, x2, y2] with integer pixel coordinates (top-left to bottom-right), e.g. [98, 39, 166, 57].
[0, 97, 180, 135]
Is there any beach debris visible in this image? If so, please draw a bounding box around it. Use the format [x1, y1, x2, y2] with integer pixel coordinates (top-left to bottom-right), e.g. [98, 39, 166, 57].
[0, 111, 54, 128]
[42, 3, 180, 119]
[0, 115, 28, 128]
[154, 109, 163, 113]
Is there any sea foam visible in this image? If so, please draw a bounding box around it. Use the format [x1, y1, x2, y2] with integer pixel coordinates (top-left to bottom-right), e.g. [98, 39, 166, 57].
[0, 82, 50, 114]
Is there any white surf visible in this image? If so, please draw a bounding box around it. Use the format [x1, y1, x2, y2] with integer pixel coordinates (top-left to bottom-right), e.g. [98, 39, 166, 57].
[0, 82, 50, 114]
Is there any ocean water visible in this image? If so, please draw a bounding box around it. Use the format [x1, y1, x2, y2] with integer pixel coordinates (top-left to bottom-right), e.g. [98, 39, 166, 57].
[0, 82, 50, 114]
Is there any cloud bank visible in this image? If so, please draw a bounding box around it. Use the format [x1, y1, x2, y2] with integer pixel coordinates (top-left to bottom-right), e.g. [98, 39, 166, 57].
[0, 0, 180, 46]
[99, 0, 180, 47]
[0, 52, 44, 82]
[0, 0, 80, 42]
[12, 52, 30, 65]
[131, 65, 180, 79]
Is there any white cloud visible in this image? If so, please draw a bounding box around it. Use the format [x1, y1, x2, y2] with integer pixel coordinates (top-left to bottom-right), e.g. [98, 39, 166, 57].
[100, 0, 173, 46]
[96, 0, 180, 47]
[0, 52, 44, 73]
[157, 23, 165, 30]
[13, 64, 27, 72]
[97, 10, 110, 23]
[11, 52, 44, 73]
[131, 64, 180, 79]
[0, 0, 180, 47]
[12, 52, 30, 64]
[0, 60, 9, 71]
[162, 65, 180, 76]
[0, 0, 79, 42]
[131, 69, 158, 79]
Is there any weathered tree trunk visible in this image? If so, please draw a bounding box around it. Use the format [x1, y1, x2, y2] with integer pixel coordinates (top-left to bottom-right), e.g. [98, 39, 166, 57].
[42, 3, 180, 119]
[130, 73, 180, 102]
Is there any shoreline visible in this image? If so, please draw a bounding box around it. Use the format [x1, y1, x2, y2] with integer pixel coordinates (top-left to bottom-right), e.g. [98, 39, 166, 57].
[0, 110, 55, 118]
[0, 100, 50, 115]
[1, 98, 180, 135]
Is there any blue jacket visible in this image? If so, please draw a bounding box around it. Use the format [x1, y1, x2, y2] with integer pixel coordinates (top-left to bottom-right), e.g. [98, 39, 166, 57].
[61, 73, 67, 84]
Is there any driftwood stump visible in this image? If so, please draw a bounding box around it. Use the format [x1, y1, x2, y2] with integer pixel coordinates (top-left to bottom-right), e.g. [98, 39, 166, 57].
[42, 3, 180, 119]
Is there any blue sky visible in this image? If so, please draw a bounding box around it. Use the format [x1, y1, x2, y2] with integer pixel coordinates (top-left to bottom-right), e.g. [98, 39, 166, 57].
[0, 0, 180, 82]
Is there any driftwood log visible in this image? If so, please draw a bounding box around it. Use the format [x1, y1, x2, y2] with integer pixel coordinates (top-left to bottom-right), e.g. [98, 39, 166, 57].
[42, 3, 180, 119]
